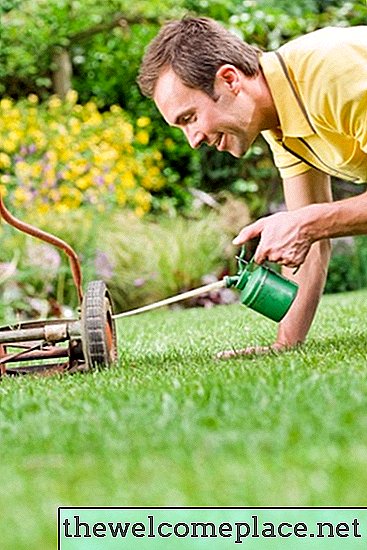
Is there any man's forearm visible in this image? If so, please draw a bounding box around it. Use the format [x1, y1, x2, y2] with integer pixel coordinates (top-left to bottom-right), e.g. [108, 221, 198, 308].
[276, 238, 331, 347]
[303, 191, 367, 242]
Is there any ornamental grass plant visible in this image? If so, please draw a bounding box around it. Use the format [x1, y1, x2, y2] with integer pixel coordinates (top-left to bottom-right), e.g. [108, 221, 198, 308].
[101, 211, 230, 312]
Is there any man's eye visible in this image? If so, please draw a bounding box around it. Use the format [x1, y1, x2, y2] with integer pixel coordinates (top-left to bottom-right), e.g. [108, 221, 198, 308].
[181, 114, 193, 124]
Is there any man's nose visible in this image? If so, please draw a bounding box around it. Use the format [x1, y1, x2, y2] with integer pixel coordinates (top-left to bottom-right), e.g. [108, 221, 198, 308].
[185, 127, 205, 149]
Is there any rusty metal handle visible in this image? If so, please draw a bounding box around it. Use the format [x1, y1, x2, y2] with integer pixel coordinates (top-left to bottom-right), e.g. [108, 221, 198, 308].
[0, 193, 83, 304]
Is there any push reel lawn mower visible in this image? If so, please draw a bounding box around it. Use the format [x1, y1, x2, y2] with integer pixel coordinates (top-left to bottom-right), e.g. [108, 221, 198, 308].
[0, 194, 117, 376]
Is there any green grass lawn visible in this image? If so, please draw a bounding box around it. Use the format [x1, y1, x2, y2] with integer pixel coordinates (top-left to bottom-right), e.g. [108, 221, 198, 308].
[1, 289, 367, 549]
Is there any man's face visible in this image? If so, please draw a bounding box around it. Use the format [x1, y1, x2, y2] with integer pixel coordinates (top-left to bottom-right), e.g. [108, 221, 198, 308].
[153, 66, 261, 158]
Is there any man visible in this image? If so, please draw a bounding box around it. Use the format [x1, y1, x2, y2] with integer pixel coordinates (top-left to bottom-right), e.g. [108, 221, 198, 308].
[137, 16, 367, 357]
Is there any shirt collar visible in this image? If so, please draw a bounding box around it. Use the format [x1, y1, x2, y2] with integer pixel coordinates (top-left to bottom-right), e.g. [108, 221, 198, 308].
[260, 51, 315, 137]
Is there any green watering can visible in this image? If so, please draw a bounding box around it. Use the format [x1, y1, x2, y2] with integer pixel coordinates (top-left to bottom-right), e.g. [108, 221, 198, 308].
[224, 246, 298, 322]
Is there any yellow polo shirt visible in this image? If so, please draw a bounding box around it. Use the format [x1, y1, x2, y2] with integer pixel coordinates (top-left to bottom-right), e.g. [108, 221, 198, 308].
[260, 26, 367, 183]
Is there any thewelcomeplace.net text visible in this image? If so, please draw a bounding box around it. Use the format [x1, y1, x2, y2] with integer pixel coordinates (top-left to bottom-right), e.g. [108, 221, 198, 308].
[61, 513, 362, 544]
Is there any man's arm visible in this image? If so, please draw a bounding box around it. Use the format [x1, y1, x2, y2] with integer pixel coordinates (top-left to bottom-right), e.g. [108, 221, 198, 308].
[217, 168, 332, 358]
[275, 169, 332, 349]
[233, 174, 367, 267]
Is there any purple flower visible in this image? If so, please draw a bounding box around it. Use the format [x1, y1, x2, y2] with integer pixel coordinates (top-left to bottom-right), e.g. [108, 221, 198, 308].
[133, 277, 146, 288]
[95, 176, 104, 186]
[94, 250, 115, 280]
[26, 244, 61, 275]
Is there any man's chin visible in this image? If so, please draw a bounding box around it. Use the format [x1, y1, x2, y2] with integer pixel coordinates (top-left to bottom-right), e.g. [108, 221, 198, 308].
[228, 147, 247, 158]
[222, 138, 248, 158]
[227, 143, 248, 159]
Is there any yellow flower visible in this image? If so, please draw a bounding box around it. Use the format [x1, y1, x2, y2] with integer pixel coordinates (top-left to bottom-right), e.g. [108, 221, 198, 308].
[137, 116, 151, 128]
[136, 130, 150, 146]
[0, 96, 168, 216]
[152, 150, 163, 161]
[65, 89, 78, 105]
[0, 98, 13, 111]
[104, 172, 116, 185]
[0, 152, 11, 169]
[48, 95, 62, 110]
[116, 189, 126, 206]
[134, 206, 145, 217]
[2, 139, 17, 153]
[37, 203, 50, 215]
[31, 163, 43, 178]
[55, 203, 69, 214]
[120, 172, 135, 189]
[0, 175, 11, 185]
[134, 188, 152, 211]
[69, 117, 82, 136]
[84, 112, 102, 126]
[110, 104, 123, 115]
[27, 94, 39, 105]
[164, 138, 175, 149]
[15, 161, 31, 178]
[75, 174, 92, 190]
[14, 187, 31, 203]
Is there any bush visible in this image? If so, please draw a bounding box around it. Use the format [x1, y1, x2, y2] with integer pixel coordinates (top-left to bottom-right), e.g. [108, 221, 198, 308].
[0, 94, 169, 216]
[325, 236, 367, 294]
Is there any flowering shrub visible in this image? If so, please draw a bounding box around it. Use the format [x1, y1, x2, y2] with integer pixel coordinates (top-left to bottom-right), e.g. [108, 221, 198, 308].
[0, 91, 166, 216]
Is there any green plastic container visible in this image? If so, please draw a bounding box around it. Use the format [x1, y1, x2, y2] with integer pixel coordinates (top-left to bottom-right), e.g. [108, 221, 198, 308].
[225, 247, 298, 322]
[240, 264, 297, 321]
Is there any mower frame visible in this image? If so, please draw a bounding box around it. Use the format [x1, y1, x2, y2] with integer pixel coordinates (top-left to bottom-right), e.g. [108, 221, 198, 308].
[0, 193, 117, 376]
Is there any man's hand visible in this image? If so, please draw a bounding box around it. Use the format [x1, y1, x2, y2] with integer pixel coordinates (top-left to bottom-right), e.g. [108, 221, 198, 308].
[232, 210, 313, 268]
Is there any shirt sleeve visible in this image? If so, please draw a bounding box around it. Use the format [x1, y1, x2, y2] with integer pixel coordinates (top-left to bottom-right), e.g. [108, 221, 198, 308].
[261, 130, 311, 179]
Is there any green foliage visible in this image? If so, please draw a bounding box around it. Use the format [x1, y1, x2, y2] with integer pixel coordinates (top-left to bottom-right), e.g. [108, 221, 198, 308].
[1, 0, 366, 216]
[325, 236, 367, 294]
[0, 0, 21, 14]
[0, 0, 183, 96]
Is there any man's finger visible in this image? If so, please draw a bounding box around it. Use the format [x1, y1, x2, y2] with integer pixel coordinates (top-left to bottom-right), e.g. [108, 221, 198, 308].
[253, 246, 267, 265]
[232, 219, 263, 246]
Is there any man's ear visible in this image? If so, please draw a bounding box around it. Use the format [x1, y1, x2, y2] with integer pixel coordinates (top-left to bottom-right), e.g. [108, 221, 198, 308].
[215, 64, 241, 95]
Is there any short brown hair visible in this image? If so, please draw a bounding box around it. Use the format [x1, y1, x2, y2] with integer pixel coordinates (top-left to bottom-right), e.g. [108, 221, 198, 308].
[137, 16, 261, 98]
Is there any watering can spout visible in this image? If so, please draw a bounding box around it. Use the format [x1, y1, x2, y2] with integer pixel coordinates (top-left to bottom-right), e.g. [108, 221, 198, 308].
[224, 246, 250, 290]
[224, 274, 239, 288]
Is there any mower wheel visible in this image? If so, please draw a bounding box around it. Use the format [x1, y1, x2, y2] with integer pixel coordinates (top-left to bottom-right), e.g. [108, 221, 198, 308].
[82, 280, 117, 369]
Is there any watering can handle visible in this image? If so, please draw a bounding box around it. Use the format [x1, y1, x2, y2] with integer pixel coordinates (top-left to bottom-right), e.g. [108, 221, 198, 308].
[237, 245, 257, 273]
[240, 243, 300, 275]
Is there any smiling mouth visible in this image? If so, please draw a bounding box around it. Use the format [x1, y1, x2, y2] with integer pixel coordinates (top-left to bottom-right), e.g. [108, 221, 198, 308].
[217, 133, 226, 151]
[211, 133, 224, 150]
